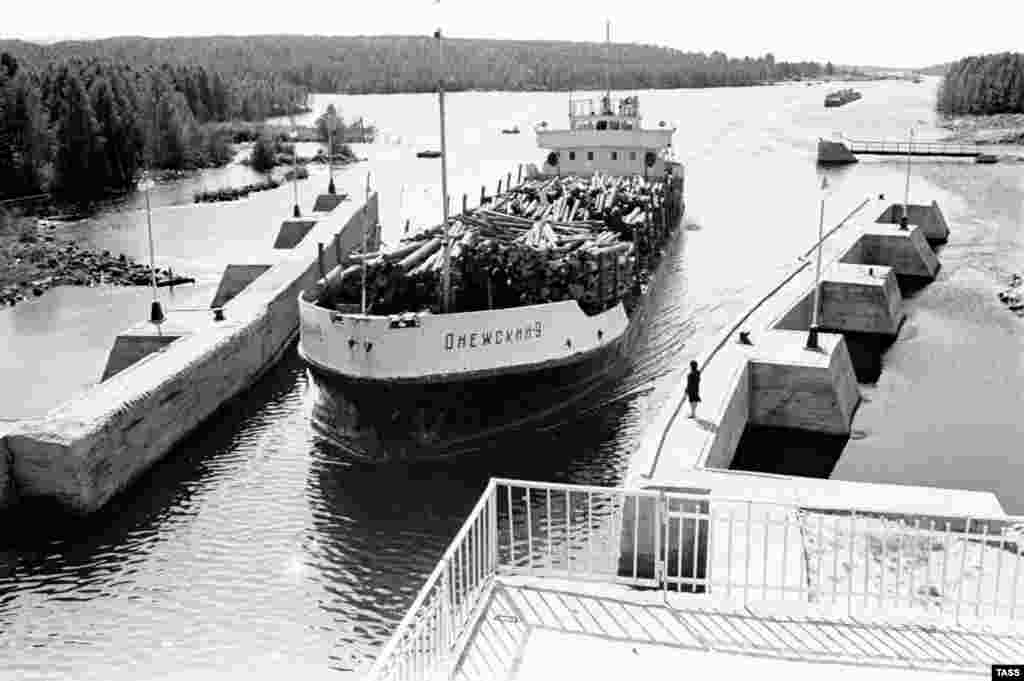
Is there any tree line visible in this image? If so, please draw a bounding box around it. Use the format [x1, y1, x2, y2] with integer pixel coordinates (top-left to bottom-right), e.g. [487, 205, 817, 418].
[0, 49, 307, 202]
[0, 35, 834, 202]
[937, 53, 1024, 115]
[0, 35, 828, 95]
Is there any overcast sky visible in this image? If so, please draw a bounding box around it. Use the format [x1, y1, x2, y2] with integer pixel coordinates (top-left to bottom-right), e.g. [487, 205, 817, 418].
[4, 0, 1022, 68]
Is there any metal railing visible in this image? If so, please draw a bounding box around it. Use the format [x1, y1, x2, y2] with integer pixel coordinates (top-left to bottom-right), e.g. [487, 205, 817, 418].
[846, 138, 982, 156]
[368, 479, 1024, 680]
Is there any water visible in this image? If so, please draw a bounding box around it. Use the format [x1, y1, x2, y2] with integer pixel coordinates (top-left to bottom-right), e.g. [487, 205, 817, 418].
[2, 77, 1023, 677]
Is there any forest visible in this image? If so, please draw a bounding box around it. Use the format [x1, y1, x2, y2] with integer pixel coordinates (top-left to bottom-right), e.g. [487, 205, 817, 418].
[936, 53, 1024, 115]
[0, 50, 307, 201]
[0, 35, 829, 202]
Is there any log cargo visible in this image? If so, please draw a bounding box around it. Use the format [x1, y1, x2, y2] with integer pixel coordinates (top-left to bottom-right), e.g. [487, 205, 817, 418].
[320, 173, 678, 316]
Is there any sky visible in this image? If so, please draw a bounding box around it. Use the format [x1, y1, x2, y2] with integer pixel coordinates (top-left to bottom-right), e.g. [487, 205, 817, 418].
[3, 0, 1023, 69]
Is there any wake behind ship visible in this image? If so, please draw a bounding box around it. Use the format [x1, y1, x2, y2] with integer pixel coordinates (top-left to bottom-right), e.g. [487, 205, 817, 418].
[299, 87, 684, 461]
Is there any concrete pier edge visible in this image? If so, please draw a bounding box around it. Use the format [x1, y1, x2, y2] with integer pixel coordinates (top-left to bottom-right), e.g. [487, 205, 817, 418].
[1, 192, 379, 515]
[625, 200, 1008, 522]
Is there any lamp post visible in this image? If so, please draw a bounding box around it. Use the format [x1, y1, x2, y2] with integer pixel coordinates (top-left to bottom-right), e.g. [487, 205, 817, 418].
[807, 176, 829, 350]
[289, 116, 301, 218]
[902, 126, 914, 229]
[327, 114, 338, 195]
[138, 172, 164, 324]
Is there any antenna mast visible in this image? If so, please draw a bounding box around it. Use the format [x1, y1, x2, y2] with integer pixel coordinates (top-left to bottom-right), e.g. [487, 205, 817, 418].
[436, 28, 453, 313]
[604, 20, 612, 114]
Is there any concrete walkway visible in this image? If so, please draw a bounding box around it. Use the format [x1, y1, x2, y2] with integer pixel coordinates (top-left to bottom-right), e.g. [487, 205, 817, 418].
[453, 576, 1021, 680]
[625, 216, 1008, 521]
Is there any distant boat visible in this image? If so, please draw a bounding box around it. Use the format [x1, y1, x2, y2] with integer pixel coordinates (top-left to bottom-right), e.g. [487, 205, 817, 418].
[416, 150, 442, 159]
[976, 154, 998, 164]
[824, 88, 862, 108]
[501, 125, 521, 134]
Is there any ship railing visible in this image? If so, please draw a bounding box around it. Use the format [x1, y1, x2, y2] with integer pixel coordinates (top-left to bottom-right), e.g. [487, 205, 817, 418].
[367, 478, 1024, 680]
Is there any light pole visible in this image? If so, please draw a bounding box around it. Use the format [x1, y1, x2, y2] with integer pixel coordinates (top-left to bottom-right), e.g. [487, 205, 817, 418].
[139, 172, 164, 324]
[807, 175, 829, 350]
[902, 126, 914, 229]
[290, 116, 301, 218]
[327, 115, 338, 195]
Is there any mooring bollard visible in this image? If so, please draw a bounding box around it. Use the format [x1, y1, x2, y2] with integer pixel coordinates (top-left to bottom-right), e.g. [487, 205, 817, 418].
[480, 185, 486, 205]
[507, 172, 512, 190]
[517, 164, 523, 183]
[318, 243, 325, 279]
[335, 236, 342, 265]
[462, 194, 468, 215]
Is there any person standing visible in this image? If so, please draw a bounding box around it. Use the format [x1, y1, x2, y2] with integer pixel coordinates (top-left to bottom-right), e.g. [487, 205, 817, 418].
[685, 360, 701, 419]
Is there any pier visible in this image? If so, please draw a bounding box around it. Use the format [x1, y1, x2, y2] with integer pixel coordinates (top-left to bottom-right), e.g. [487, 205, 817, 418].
[817, 138, 985, 164]
[0, 191, 380, 514]
[367, 196, 1024, 680]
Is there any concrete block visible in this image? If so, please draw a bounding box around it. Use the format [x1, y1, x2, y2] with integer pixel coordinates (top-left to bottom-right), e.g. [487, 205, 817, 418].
[312, 194, 347, 213]
[876, 201, 950, 243]
[818, 263, 904, 336]
[816, 139, 858, 165]
[273, 218, 318, 249]
[704, 363, 750, 470]
[210, 264, 272, 309]
[0, 437, 13, 510]
[842, 225, 939, 280]
[772, 291, 814, 332]
[748, 330, 860, 435]
[101, 333, 184, 382]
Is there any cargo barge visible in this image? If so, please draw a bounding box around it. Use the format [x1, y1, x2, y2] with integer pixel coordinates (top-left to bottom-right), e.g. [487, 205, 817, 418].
[825, 88, 862, 108]
[297, 30, 684, 461]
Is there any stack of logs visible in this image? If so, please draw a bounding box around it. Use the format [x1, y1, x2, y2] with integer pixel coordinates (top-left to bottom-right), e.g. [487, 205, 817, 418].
[316, 173, 678, 315]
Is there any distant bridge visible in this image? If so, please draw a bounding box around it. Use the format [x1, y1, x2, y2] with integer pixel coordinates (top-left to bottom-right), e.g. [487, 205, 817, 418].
[847, 138, 982, 157]
[817, 137, 986, 164]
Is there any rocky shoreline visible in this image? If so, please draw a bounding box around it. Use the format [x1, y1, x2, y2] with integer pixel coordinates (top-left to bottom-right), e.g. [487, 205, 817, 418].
[997, 273, 1024, 316]
[0, 216, 187, 308]
[939, 113, 1024, 145]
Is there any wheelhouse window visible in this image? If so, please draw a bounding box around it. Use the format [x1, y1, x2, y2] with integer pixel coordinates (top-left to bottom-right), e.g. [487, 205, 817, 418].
[587, 151, 594, 161]
[568, 151, 576, 161]
[629, 151, 637, 161]
[610, 151, 618, 161]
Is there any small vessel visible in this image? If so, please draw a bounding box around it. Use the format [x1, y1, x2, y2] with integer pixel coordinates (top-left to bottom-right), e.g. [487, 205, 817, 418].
[824, 88, 862, 108]
[501, 125, 521, 134]
[976, 153, 998, 164]
[298, 24, 684, 461]
[416, 150, 442, 159]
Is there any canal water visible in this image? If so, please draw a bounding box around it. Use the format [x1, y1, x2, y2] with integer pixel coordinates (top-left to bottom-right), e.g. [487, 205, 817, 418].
[2, 78, 1022, 678]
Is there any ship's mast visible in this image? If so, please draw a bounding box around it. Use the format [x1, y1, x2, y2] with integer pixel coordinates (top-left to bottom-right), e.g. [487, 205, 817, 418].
[436, 28, 453, 313]
[604, 20, 612, 114]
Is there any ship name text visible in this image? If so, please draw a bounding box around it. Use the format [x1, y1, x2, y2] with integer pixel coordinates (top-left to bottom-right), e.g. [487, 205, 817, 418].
[444, 322, 543, 351]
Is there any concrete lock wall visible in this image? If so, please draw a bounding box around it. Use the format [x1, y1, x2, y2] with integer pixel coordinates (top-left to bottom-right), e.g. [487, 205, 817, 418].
[101, 334, 184, 382]
[0, 437, 12, 509]
[748, 333, 859, 435]
[704, 363, 750, 470]
[2, 194, 379, 514]
[210, 264, 273, 309]
[844, 226, 940, 280]
[818, 265, 904, 336]
[876, 201, 949, 243]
